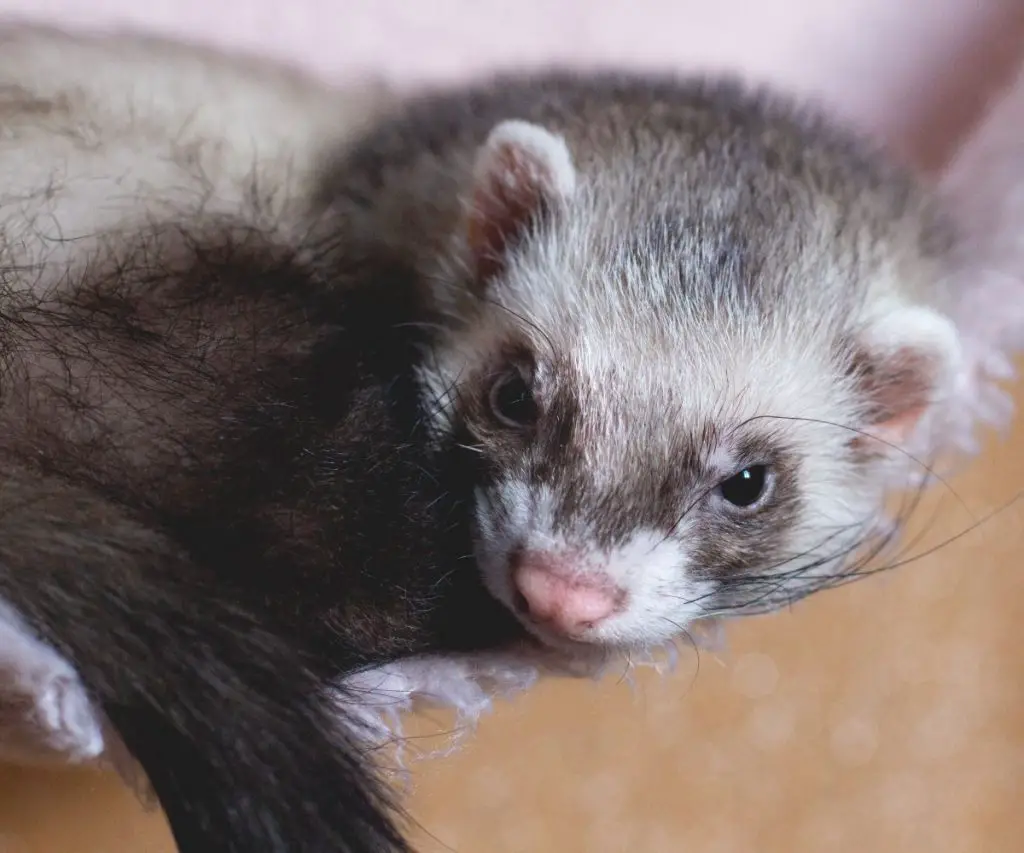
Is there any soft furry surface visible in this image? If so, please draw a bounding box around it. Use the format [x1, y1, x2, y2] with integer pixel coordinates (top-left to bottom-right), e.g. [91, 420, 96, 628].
[937, 63, 1024, 420]
[1, 39, 1023, 801]
[886, 63, 1024, 476]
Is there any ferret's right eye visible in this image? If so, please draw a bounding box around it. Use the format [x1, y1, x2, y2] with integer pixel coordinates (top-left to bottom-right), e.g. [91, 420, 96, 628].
[488, 370, 537, 428]
[717, 465, 770, 509]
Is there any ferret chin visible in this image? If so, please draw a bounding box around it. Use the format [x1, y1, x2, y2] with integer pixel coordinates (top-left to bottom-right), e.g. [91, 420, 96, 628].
[322, 70, 967, 656]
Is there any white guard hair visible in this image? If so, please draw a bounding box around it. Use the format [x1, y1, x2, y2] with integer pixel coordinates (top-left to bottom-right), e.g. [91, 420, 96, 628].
[0, 25, 1020, 793]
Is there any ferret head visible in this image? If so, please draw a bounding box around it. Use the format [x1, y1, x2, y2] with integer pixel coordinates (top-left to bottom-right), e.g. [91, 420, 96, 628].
[418, 111, 961, 655]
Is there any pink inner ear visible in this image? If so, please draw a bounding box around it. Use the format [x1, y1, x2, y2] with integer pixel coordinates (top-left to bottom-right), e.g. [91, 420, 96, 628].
[849, 346, 937, 451]
[466, 142, 549, 284]
[853, 404, 927, 449]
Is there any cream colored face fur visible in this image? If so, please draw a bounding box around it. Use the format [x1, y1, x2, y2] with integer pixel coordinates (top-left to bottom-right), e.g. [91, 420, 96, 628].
[420, 119, 962, 653]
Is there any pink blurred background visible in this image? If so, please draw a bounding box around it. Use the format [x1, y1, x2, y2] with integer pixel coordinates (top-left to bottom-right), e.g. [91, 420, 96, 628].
[1, 0, 1023, 168]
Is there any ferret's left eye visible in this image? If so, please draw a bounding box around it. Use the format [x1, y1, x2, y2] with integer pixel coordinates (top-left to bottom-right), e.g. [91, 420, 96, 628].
[488, 370, 537, 428]
[717, 465, 769, 508]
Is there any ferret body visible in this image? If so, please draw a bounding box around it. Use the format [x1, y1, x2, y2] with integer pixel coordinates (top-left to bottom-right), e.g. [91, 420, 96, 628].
[0, 24, 970, 853]
[0, 25, 521, 853]
[319, 72, 964, 654]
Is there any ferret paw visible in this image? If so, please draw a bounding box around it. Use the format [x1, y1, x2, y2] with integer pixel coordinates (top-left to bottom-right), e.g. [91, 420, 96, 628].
[0, 600, 106, 765]
[0, 668, 105, 766]
[30, 671, 105, 760]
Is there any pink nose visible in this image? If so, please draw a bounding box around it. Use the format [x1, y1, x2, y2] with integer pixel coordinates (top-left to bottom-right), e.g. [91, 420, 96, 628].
[511, 557, 623, 636]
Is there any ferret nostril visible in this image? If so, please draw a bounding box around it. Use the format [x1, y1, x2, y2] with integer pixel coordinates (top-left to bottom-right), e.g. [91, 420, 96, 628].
[512, 588, 530, 614]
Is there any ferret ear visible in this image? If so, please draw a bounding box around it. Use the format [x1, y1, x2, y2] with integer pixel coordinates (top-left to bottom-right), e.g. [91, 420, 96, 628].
[847, 303, 961, 450]
[465, 120, 577, 286]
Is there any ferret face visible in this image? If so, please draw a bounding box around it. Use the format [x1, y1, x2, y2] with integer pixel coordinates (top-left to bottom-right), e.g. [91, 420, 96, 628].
[419, 115, 961, 655]
[441, 323, 865, 651]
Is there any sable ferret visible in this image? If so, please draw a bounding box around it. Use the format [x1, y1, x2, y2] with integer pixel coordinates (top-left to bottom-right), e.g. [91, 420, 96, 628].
[0, 23, 968, 853]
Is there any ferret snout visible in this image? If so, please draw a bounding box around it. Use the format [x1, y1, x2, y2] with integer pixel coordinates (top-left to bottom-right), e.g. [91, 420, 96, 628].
[511, 551, 626, 637]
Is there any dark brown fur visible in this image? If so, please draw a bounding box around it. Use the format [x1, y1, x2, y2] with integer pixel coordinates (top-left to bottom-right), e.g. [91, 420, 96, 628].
[0, 213, 521, 851]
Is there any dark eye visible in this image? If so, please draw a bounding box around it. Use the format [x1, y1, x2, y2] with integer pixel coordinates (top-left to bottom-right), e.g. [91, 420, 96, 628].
[488, 370, 537, 428]
[717, 465, 769, 508]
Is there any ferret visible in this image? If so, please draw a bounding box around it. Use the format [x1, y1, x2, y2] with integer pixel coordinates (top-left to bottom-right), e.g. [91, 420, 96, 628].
[317, 71, 966, 657]
[0, 22, 979, 853]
